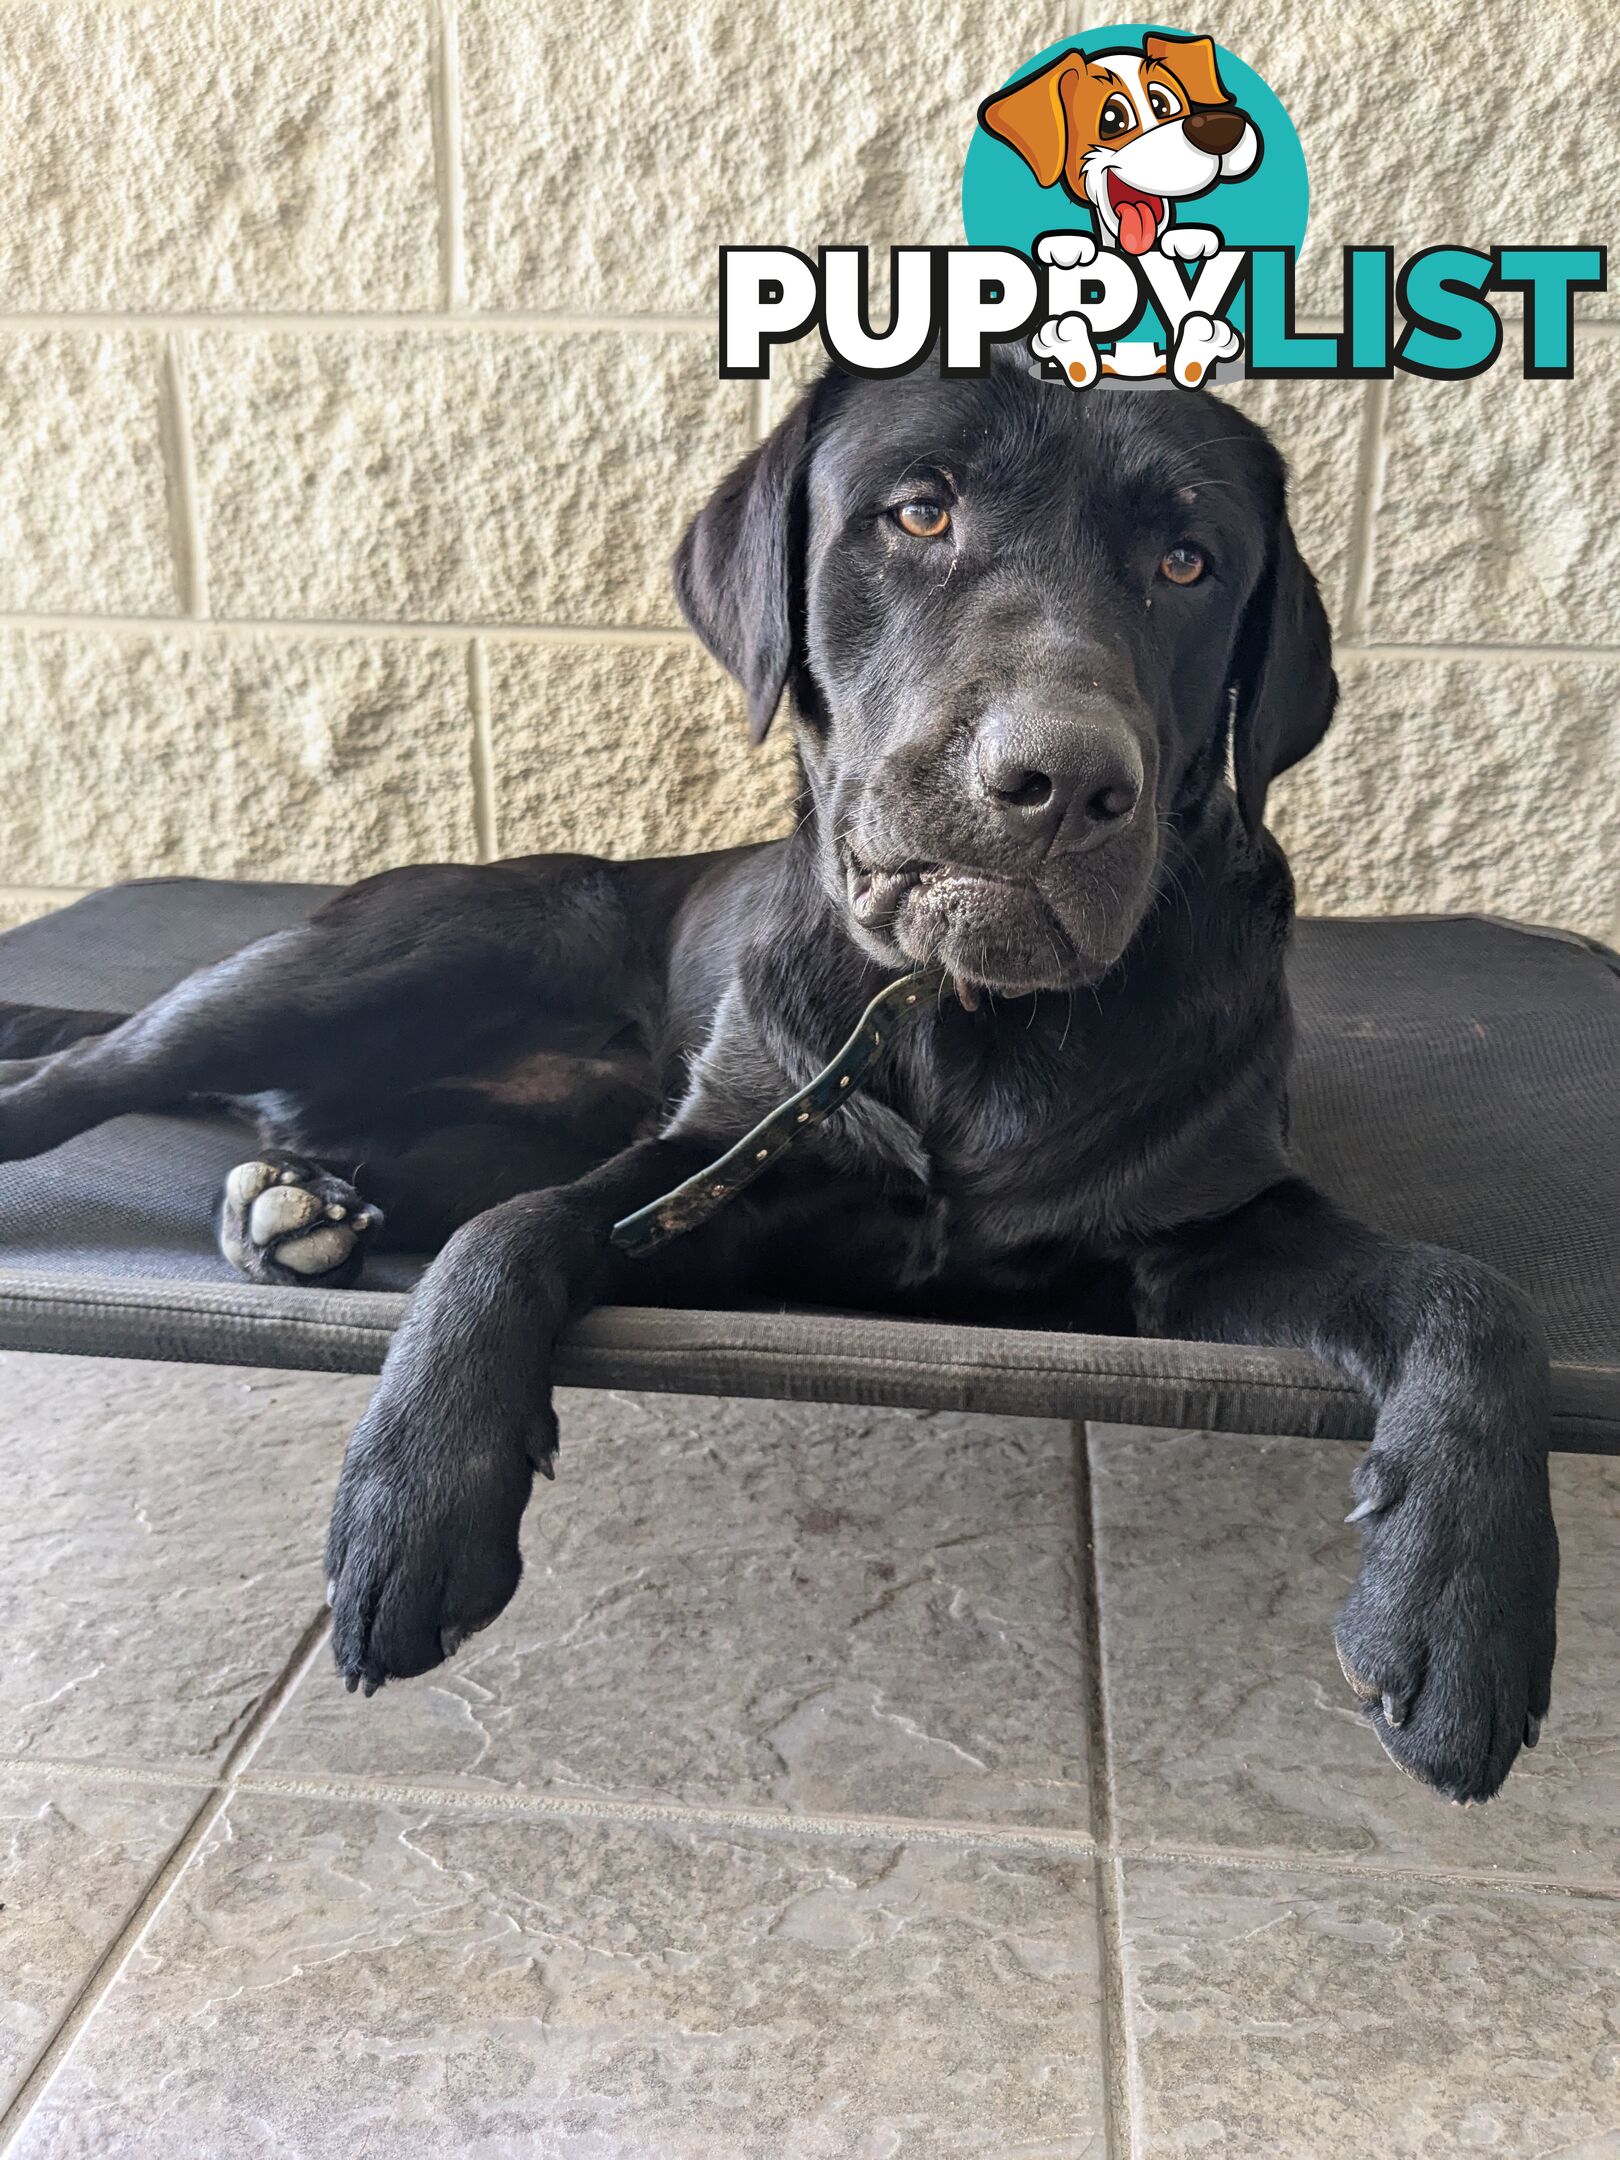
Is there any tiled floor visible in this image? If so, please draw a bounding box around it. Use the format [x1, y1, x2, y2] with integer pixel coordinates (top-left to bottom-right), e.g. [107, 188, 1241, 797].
[0, 1356, 1615, 2157]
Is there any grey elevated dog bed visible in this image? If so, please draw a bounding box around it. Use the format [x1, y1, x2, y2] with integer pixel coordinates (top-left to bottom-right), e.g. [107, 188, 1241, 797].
[0, 879, 1614, 1453]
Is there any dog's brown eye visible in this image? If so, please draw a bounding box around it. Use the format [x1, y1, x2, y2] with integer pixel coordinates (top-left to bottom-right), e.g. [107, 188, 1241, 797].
[1160, 544, 1206, 586]
[1099, 95, 1134, 139]
[1146, 82, 1181, 121]
[894, 502, 950, 539]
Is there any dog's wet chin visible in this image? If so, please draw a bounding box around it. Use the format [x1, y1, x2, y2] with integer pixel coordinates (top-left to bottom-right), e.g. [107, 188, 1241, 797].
[846, 859, 1127, 994]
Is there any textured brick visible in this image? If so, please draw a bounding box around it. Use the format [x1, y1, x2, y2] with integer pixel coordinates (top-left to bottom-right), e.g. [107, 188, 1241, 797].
[1208, 376, 1370, 623]
[1268, 653, 1620, 941]
[0, 334, 174, 615]
[460, 0, 1053, 313]
[192, 331, 752, 628]
[1207, 4, 1619, 319]
[1365, 342, 1620, 647]
[0, 891, 78, 934]
[0, 0, 437, 310]
[488, 637, 798, 859]
[0, 629, 476, 887]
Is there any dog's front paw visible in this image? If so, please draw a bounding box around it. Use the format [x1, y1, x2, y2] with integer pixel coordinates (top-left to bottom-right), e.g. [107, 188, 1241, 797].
[1169, 312, 1242, 387]
[1031, 312, 1100, 389]
[325, 1385, 554, 1693]
[1159, 225, 1221, 262]
[218, 1154, 381, 1287]
[1333, 1450, 1557, 1803]
[1035, 230, 1096, 271]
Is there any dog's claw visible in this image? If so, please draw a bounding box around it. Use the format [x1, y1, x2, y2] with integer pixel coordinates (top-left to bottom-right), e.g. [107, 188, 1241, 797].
[1382, 1690, 1408, 1728]
[325, 1577, 336, 1607]
[1345, 1452, 1404, 1526]
[1525, 1713, 1542, 1749]
[535, 1449, 557, 1482]
[344, 1672, 359, 1694]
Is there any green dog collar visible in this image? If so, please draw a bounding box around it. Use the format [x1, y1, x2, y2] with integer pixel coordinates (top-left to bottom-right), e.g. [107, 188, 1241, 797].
[611, 965, 948, 1258]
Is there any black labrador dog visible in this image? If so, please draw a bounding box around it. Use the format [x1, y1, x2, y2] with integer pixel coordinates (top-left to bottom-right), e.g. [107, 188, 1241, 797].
[0, 356, 1556, 1802]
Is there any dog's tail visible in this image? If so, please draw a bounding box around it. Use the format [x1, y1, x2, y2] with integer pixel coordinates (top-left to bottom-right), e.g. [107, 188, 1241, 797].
[0, 1000, 126, 1058]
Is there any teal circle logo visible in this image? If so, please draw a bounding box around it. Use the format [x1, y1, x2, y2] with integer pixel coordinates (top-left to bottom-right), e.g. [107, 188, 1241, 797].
[962, 25, 1307, 266]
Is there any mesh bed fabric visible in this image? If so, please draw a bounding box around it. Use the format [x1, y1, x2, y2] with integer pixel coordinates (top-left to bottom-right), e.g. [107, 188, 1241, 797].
[0, 878, 1613, 1449]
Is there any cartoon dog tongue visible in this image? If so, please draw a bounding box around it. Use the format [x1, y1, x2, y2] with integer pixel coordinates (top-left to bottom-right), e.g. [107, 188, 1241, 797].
[1108, 179, 1164, 255]
[1117, 198, 1159, 253]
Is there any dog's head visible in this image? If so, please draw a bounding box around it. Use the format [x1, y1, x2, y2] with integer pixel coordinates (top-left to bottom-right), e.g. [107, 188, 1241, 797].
[980, 35, 1260, 253]
[675, 359, 1334, 998]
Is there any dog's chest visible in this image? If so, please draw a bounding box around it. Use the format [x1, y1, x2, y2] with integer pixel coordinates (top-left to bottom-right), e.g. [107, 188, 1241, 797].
[858, 1053, 1134, 1265]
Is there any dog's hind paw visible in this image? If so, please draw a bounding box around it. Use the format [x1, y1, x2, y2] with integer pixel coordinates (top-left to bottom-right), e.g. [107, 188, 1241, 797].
[218, 1154, 381, 1288]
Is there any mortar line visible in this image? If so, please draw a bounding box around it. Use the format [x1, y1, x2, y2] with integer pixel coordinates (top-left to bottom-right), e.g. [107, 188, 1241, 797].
[2, 608, 1615, 666]
[430, 0, 467, 311]
[0, 310, 716, 334]
[156, 333, 208, 618]
[1336, 374, 1390, 642]
[1341, 637, 1620, 663]
[1075, 1422, 1135, 2159]
[0, 609, 698, 648]
[0, 1610, 332, 2150]
[2, 309, 1614, 338]
[467, 636, 497, 860]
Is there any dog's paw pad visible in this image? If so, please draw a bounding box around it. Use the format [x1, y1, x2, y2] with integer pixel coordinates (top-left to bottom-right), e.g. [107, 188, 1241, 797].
[218, 1154, 381, 1287]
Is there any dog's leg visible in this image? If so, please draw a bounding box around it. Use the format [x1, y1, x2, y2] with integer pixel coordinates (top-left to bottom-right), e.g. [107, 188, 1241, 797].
[0, 1000, 126, 1059]
[0, 925, 383, 1163]
[1131, 1176, 1557, 1803]
[323, 1132, 764, 1690]
[0, 860, 665, 1166]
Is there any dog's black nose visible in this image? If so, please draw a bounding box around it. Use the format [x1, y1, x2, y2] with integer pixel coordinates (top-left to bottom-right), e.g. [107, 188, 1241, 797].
[1183, 107, 1247, 156]
[974, 708, 1142, 854]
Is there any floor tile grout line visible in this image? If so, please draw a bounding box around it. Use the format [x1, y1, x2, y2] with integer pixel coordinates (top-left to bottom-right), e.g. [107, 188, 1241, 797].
[1105, 1842, 1620, 1905]
[0, 1753, 1100, 1861]
[233, 1769, 1105, 1861]
[1075, 1421, 1135, 2160]
[5, 1746, 1619, 1901]
[0, 1609, 333, 2149]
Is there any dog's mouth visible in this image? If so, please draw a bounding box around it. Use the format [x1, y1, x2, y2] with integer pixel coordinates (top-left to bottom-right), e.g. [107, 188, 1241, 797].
[1106, 172, 1167, 256]
[845, 851, 1082, 998]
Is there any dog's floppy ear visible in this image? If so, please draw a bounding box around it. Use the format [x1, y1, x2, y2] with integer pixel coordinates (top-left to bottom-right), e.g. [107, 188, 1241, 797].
[1229, 506, 1338, 836]
[1144, 32, 1234, 109]
[673, 379, 826, 744]
[978, 53, 1082, 190]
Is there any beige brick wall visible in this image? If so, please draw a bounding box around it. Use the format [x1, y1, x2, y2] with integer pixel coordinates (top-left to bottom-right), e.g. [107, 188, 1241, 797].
[0, 0, 1614, 941]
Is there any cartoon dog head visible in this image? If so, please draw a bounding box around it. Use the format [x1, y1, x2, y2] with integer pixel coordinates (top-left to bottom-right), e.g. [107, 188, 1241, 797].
[979, 33, 1260, 255]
